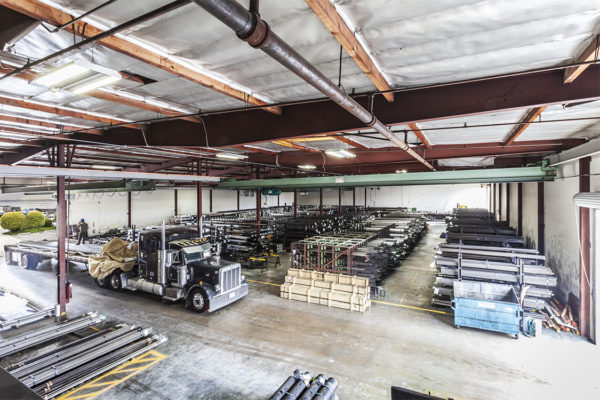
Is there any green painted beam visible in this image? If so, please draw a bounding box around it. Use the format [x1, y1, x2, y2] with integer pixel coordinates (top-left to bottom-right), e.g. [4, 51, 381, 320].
[218, 167, 555, 189]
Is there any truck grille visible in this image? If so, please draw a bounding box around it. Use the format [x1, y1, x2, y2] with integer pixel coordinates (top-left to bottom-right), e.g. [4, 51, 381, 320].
[220, 264, 241, 293]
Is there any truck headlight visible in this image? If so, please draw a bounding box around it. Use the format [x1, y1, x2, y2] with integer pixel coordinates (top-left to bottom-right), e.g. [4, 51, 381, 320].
[214, 284, 220, 292]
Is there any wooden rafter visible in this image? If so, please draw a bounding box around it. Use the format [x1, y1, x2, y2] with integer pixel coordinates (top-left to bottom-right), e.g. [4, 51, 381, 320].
[0, 114, 102, 134]
[408, 123, 431, 149]
[502, 107, 546, 145]
[2, 0, 281, 115]
[0, 94, 139, 128]
[305, 0, 394, 102]
[334, 135, 370, 150]
[565, 34, 600, 83]
[273, 140, 321, 153]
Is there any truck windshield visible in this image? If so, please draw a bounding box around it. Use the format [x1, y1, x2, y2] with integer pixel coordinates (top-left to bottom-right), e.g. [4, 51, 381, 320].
[183, 252, 203, 262]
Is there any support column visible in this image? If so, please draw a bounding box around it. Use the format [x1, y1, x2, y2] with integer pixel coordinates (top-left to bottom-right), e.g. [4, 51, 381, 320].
[174, 189, 178, 217]
[498, 183, 503, 221]
[353, 187, 356, 212]
[319, 188, 323, 215]
[493, 184, 497, 219]
[256, 189, 261, 240]
[517, 183, 523, 237]
[506, 183, 511, 225]
[196, 183, 202, 234]
[237, 190, 240, 211]
[364, 187, 367, 209]
[277, 194, 280, 207]
[580, 157, 591, 339]
[537, 182, 545, 254]
[56, 144, 67, 316]
[293, 189, 298, 218]
[209, 189, 213, 213]
[127, 192, 132, 228]
[338, 187, 342, 214]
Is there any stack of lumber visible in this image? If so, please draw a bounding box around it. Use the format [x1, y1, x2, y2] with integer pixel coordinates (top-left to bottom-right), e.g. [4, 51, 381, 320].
[541, 298, 580, 335]
[280, 268, 371, 312]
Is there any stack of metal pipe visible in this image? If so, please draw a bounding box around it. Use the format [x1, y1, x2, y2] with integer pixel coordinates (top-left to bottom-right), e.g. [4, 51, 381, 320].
[270, 370, 339, 400]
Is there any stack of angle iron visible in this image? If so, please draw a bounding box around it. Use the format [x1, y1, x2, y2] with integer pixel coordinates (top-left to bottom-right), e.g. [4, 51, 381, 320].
[0, 312, 167, 399]
[432, 209, 556, 314]
[443, 208, 522, 247]
[270, 369, 338, 400]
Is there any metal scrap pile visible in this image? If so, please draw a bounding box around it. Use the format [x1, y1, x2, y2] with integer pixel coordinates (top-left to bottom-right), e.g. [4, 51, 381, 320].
[0, 312, 166, 399]
[270, 369, 338, 400]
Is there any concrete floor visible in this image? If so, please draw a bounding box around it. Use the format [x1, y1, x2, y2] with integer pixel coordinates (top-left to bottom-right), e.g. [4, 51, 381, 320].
[1, 222, 598, 399]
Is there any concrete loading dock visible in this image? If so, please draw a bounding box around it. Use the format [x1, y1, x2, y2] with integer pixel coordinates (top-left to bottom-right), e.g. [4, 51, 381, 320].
[0, 0, 600, 398]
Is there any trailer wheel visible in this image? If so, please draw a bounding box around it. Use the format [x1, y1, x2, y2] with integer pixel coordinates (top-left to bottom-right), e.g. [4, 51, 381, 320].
[21, 254, 40, 270]
[108, 270, 122, 291]
[95, 276, 109, 289]
[186, 288, 207, 313]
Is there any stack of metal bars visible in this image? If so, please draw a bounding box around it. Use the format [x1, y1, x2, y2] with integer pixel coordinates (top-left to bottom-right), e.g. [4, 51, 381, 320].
[432, 209, 556, 313]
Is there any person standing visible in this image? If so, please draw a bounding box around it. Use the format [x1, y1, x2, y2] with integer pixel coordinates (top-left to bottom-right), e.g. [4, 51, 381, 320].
[77, 218, 89, 245]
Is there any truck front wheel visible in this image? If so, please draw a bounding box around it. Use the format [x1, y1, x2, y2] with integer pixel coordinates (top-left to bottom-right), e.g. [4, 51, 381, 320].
[108, 270, 122, 291]
[187, 288, 207, 313]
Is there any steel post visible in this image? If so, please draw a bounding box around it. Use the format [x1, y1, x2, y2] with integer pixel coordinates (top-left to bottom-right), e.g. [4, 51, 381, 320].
[174, 189, 178, 216]
[209, 189, 213, 213]
[493, 183, 497, 220]
[353, 187, 356, 212]
[538, 182, 545, 254]
[127, 191, 132, 228]
[506, 183, 511, 224]
[319, 187, 323, 215]
[517, 183, 523, 237]
[237, 189, 240, 210]
[364, 187, 367, 209]
[256, 188, 261, 239]
[56, 144, 67, 316]
[338, 187, 341, 214]
[498, 183, 503, 221]
[579, 156, 591, 338]
[293, 189, 298, 218]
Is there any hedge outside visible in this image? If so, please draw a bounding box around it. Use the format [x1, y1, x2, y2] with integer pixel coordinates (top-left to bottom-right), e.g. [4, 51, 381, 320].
[26, 211, 46, 229]
[0, 212, 26, 231]
[44, 218, 53, 227]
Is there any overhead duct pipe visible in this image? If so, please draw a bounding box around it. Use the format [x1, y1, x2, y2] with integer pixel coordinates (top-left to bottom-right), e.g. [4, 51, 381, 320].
[192, 0, 434, 171]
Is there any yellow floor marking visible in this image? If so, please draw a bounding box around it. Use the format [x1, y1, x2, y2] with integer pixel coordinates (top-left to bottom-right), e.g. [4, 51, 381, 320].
[247, 279, 281, 287]
[400, 271, 420, 304]
[248, 278, 449, 315]
[56, 350, 167, 400]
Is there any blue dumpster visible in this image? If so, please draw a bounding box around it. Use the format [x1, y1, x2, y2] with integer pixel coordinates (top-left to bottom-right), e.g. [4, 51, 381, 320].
[453, 281, 521, 338]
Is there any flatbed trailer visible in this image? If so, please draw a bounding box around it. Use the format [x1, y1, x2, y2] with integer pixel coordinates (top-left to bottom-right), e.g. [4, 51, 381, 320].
[4, 240, 102, 269]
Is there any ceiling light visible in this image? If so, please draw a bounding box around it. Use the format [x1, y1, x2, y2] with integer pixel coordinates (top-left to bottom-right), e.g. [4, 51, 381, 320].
[71, 75, 121, 95]
[32, 63, 90, 87]
[31, 61, 121, 94]
[215, 152, 248, 160]
[396, 169, 408, 173]
[298, 164, 316, 170]
[91, 165, 121, 170]
[326, 149, 356, 158]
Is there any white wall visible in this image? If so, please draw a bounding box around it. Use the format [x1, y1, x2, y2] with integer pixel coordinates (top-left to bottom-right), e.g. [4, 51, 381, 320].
[297, 184, 487, 212]
[521, 182, 539, 249]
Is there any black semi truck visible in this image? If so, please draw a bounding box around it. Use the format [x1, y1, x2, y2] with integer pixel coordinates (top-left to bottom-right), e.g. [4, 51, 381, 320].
[96, 226, 248, 313]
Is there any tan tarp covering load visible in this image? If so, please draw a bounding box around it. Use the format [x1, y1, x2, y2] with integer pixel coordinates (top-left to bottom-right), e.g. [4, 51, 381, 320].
[89, 238, 138, 280]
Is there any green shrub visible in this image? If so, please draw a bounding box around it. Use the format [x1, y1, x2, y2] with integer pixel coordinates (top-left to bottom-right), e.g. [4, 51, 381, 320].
[0, 212, 26, 231]
[25, 210, 45, 229]
[44, 218, 53, 227]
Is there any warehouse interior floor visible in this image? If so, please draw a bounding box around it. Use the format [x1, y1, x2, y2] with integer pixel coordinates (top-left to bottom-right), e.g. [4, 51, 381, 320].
[1, 223, 598, 400]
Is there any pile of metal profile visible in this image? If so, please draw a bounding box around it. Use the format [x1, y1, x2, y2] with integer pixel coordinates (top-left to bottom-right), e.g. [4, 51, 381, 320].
[283, 213, 369, 247]
[291, 213, 428, 292]
[0, 289, 54, 333]
[442, 208, 522, 247]
[0, 312, 167, 399]
[270, 369, 338, 400]
[432, 209, 556, 313]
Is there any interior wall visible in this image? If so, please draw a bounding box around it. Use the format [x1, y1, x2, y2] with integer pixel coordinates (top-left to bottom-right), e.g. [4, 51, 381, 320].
[521, 182, 539, 249]
[508, 183, 518, 229]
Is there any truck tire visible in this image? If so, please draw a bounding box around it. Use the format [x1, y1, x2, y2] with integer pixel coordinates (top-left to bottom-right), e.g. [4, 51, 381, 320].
[21, 254, 40, 270]
[108, 270, 122, 291]
[186, 287, 207, 313]
[95, 276, 109, 289]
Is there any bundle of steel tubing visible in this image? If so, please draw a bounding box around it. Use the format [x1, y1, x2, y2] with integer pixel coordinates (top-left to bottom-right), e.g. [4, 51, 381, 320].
[284, 213, 369, 246]
[270, 369, 339, 400]
[0, 313, 167, 398]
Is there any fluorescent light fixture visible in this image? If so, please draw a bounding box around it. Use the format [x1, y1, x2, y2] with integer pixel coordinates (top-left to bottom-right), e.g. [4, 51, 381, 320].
[215, 152, 248, 160]
[31, 61, 120, 94]
[32, 63, 90, 87]
[325, 149, 356, 158]
[71, 75, 121, 95]
[396, 169, 408, 173]
[298, 164, 316, 170]
[91, 165, 121, 170]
